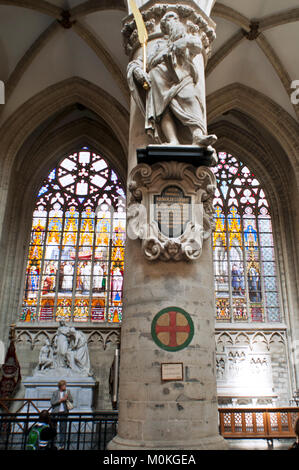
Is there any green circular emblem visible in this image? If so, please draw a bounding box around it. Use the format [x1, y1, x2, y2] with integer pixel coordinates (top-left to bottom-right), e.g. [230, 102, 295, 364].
[151, 307, 194, 352]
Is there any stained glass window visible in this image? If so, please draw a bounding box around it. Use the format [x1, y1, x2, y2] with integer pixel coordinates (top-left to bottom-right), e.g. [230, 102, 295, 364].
[20, 148, 126, 323]
[212, 152, 281, 323]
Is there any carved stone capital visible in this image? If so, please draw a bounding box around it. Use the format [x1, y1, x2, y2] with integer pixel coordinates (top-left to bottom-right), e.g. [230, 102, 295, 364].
[127, 160, 216, 261]
[122, 0, 216, 60]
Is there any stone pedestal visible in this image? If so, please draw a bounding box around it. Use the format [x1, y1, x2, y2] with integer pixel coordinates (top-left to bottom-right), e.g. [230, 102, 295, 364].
[23, 370, 97, 413]
[108, 152, 227, 450]
[108, 233, 227, 449]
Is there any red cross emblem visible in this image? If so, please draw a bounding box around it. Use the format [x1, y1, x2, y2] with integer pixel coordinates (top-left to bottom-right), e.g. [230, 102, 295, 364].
[151, 307, 194, 351]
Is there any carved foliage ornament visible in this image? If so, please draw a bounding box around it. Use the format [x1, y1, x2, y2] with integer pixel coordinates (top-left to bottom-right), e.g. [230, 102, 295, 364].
[122, 2, 216, 59]
[127, 161, 216, 261]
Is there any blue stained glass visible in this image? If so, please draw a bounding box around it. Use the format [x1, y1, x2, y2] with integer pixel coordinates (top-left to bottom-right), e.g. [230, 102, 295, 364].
[261, 247, 274, 261]
[264, 277, 278, 291]
[38, 186, 48, 197]
[267, 308, 281, 322]
[48, 169, 56, 181]
[244, 224, 258, 246]
[111, 171, 118, 183]
[265, 292, 279, 307]
[259, 233, 273, 246]
[262, 262, 276, 276]
[48, 219, 63, 231]
[117, 188, 125, 197]
[213, 151, 281, 324]
[220, 180, 229, 198]
[258, 218, 272, 232]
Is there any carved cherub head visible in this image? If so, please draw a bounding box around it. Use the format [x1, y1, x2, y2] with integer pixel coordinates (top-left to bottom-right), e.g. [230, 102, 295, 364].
[165, 240, 180, 257]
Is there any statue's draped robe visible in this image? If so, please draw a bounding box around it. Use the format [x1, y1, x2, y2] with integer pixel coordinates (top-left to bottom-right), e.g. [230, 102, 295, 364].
[56, 326, 69, 367]
[128, 36, 206, 141]
[70, 331, 91, 374]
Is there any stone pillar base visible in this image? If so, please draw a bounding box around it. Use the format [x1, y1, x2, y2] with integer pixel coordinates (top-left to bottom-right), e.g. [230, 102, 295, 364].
[107, 434, 229, 450]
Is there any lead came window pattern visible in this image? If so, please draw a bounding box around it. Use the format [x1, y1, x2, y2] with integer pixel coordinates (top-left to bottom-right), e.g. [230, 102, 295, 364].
[212, 152, 281, 323]
[21, 148, 125, 323]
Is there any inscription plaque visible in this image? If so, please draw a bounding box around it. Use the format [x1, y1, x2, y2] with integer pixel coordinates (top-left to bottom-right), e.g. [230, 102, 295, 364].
[161, 363, 184, 381]
[154, 186, 191, 238]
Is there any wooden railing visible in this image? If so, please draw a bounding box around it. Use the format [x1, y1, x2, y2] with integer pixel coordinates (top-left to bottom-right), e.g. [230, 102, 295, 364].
[219, 407, 299, 440]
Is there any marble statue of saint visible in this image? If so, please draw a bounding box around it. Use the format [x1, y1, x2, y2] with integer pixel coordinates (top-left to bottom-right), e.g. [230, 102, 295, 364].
[55, 320, 71, 368]
[66, 328, 91, 375]
[127, 11, 217, 147]
[37, 339, 54, 370]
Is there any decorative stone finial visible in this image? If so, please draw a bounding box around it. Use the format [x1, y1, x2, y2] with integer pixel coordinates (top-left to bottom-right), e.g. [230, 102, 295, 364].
[58, 10, 76, 29]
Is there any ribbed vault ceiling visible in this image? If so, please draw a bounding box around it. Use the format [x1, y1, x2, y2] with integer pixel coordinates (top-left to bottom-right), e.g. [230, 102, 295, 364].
[0, 0, 298, 125]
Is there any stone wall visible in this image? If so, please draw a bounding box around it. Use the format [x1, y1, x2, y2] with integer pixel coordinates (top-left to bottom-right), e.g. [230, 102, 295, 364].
[11, 325, 292, 411]
[215, 329, 291, 407]
[14, 326, 120, 411]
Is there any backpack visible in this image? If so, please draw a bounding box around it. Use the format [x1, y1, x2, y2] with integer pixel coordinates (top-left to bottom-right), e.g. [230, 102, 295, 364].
[26, 423, 49, 450]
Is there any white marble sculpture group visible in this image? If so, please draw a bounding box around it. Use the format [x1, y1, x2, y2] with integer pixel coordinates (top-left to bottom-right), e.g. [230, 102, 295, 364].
[36, 320, 92, 376]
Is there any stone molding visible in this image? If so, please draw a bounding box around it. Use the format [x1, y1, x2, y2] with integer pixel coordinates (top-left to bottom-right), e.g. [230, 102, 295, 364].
[127, 160, 216, 261]
[207, 83, 299, 179]
[216, 329, 286, 352]
[122, 0, 216, 60]
[15, 325, 121, 351]
[211, 124, 296, 321]
[16, 117, 127, 189]
[209, 122, 299, 395]
[0, 77, 129, 212]
[0, 78, 129, 336]
[206, 29, 245, 77]
[4, 22, 60, 104]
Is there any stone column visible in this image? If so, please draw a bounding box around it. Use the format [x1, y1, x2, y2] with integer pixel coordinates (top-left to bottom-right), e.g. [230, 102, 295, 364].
[108, 0, 228, 450]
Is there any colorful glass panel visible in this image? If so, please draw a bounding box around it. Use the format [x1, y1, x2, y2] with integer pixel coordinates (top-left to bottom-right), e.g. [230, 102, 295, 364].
[212, 152, 281, 323]
[21, 148, 125, 323]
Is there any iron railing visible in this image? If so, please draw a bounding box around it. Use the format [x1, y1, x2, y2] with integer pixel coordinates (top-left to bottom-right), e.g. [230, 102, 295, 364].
[1, 406, 298, 450]
[0, 412, 118, 450]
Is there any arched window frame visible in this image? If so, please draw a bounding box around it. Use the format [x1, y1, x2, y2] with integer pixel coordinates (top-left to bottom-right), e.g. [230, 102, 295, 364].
[212, 151, 284, 324]
[20, 147, 126, 324]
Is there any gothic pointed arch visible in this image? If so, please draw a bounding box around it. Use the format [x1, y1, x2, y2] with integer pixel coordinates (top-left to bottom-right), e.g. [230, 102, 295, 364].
[212, 150, 283, 324]
[20, 146, 126, 324]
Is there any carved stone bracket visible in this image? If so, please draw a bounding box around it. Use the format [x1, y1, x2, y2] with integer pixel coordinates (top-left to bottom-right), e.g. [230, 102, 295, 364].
[127, 160, 216, 261]
[122, 0, 216, 60]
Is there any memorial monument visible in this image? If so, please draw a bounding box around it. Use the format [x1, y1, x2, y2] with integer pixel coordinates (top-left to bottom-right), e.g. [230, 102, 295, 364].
[108, 0, 228, 449]
[24, 322, 96, 413]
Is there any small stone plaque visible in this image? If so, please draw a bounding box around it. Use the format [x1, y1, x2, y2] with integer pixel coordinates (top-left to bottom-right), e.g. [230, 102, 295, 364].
[161, 363, 183, 381]
[154, 185, 191, 238]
